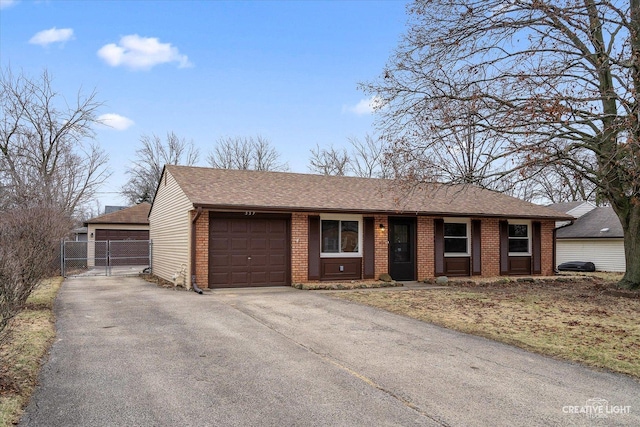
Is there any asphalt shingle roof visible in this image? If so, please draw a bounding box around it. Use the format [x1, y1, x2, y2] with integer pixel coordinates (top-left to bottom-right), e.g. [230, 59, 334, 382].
[164, 165, 571, 220]
[545, 201, 586, 213]
[556, 206, 623, 239]
[85, 202, 151, 225]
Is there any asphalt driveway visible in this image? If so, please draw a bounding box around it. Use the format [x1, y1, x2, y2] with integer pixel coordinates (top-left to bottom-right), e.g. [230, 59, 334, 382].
[21, 276, 639, 426]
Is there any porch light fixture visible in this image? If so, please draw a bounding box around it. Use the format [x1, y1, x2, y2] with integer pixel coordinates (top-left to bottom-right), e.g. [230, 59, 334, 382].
[379, 224, 385, 230]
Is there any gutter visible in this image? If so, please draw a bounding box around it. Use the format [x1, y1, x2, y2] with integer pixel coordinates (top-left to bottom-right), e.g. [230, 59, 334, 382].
[190, 207, 204, 295]
[191, 203, 572, 221]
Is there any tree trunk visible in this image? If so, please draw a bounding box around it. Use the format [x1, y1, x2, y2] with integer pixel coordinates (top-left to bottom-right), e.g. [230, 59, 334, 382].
[618, 203, 640, 290]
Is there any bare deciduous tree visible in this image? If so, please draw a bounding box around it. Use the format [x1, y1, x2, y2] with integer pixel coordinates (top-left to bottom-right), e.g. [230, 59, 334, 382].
[122, 132, 200, 204]
[348, 134, 393, 178]
[308, 135, 392, 178]
[0, 68, 106, 341]
[522, 164, 599, 205]
[0, 206, 71, 342]
[308, 144, 350, 176]
[0, 68, 110, 214]
[362, 0, 640, 288]
[206, 135, 288, 171]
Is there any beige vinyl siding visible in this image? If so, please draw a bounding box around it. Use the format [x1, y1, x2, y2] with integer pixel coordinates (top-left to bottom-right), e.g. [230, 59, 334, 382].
[555, 202, 596, 228]
[149, 170, 193, 285]
[566, 202, 596, 219]
[556, 239, 626, 272]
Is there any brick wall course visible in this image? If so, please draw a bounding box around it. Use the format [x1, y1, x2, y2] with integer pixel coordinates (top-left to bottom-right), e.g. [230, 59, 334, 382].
[191, 211, 557, 288]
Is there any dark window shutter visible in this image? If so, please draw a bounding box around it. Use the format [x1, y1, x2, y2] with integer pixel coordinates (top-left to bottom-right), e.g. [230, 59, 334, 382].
[363, 217, 375, 279]
[499, 220, 509, 275]
[532, 221, 542, 274]
[471, 219, 482, 275]
[552, 227, 557, 273]
[434, 219, 445, 276]
[308, 216, 320, 280]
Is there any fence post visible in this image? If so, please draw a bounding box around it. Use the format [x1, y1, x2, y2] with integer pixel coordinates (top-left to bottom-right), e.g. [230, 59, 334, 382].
[149, 239, 153, 275]
[106, 240, 110, 276]
[60, 239, 65, 277]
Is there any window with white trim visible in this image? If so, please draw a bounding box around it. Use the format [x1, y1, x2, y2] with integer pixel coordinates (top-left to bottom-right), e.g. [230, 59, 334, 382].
[320, 215, 362, 257]
[508, 221, 531, 255]
[444, 220, 470, 256]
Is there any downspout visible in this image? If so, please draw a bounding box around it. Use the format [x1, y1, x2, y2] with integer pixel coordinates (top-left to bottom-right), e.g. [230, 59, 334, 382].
[191, 207, 204, 294]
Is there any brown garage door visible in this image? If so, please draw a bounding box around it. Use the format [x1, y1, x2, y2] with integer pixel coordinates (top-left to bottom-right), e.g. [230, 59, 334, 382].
[209, 216, 289, 288]
[94, 229, 149, 266]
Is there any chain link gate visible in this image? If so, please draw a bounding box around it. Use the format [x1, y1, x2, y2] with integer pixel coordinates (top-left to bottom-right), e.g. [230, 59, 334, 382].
[61, 240, 152, 277]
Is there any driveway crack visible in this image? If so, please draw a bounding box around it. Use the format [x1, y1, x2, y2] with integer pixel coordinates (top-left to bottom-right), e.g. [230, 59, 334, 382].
[221, 300, 451, 427]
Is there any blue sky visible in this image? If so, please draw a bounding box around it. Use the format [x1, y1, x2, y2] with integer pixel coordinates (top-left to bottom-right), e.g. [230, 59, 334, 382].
[0, 0, 409, 209]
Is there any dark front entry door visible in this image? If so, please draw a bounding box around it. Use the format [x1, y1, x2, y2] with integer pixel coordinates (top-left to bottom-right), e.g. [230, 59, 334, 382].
[389, 217, 416, 281]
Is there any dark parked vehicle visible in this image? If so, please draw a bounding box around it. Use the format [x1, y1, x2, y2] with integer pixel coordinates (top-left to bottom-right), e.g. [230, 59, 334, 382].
[557, 261, 596, 272]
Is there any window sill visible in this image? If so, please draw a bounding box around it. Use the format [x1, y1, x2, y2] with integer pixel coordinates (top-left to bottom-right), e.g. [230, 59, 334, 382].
[321, 252, 362, 258]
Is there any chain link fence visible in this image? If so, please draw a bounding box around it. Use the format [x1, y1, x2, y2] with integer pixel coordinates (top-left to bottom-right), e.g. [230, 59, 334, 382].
[61, 240, 152, 277]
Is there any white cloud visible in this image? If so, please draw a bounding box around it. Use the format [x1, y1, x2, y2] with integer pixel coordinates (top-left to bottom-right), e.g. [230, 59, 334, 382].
[0, 0, 18, 10]
[98, 113, 135, 131]
[342, 96, 384, 116]
[97, 34, 192, 71]
[29, 27, 74, 47]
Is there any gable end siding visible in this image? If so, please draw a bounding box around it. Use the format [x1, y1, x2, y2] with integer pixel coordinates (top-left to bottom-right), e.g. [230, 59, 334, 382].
[149, 170, 193, 285]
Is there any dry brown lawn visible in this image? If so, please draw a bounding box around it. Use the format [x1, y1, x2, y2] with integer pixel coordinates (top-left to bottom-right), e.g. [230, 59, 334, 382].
[0, 277, 62, 427]
[331, 276, 640, 378]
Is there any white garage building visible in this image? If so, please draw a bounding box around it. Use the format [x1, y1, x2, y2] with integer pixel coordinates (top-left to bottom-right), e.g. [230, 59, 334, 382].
[548, 202, 625, 272]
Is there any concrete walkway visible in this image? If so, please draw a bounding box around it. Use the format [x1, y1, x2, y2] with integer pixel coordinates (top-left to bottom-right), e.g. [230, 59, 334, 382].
[21, 277, 639, 426]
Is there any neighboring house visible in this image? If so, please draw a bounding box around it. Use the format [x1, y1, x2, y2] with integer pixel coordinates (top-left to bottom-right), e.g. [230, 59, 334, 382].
[104, 205, 129, 214]
[70, 226, 88, 242]
[548, 202, 626, 272]
[149, 165, 571, 289]
[84, 203, 151, 266]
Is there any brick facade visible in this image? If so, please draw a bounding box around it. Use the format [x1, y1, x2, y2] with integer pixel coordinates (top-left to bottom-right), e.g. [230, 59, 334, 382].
[480, 217, 501, 277]
[416, 217, 435, 280]
[374, 215, 389, 279]
[540, 220, 555, 276]
[291, 212, 309, 283]
[194, 211, 558, 288]
[192, 210, 209, 288]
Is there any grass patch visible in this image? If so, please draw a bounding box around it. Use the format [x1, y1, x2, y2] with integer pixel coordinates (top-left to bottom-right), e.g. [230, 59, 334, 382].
[0, 277, 63, 427]
[331, 277, 640, 378]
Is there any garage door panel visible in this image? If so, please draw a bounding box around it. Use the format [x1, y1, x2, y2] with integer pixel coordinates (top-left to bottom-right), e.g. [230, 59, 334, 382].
[250, 238, 267, 250]
[251, 238, 268, 250]
[209, 216, 289, 288]
[231, 272, 249, 285]
[251, 272, 267, 284]
[211, 238, 229, 251]
[250, 254, 267, 266]
[271, 272, 286, 282]
[231, 255, 249, 267]
[250, 220, 267, 233]
[210, 254, 230, 266]
[269, 239, 285, 250]
[269, 254, 285, 265]
[210, 272, 230, 285]
[231, 221, 248, 233]
[210, 221, 229, 232]
[269, 221, 286, 233]
[231, 238, 249, 250]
